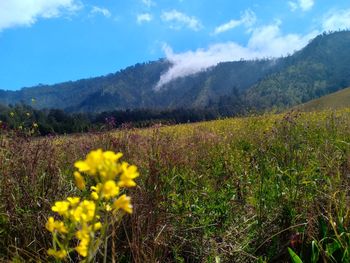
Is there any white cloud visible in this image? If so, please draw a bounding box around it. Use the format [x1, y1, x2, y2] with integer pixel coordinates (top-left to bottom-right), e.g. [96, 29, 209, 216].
[137, 13, 153, 24]
[213, 9, 256, 35]
[0, 0, 82, 31]
[299, 0, 314, 11]
[288, 0, 314, 12]
[161, 10, 202, 31]
[91, 6, 111, 18]
[322, 9, 350, 31]
[142, 0, 155, 8]
[156, 21, 319, 89]
[247, 21, 318, 55]
[288, 2, 298, 11]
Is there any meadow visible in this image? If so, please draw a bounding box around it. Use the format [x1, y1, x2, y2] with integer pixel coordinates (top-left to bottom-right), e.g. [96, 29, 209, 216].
[0, 109, 349, 262]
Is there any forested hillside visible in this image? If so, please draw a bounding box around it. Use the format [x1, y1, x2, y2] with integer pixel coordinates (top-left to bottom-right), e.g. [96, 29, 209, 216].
[1, 31, 350, 113]
[246, 31, 350, 110]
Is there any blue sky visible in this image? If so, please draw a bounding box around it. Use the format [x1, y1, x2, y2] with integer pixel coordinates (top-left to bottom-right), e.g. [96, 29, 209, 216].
[1, 0, 350, 90]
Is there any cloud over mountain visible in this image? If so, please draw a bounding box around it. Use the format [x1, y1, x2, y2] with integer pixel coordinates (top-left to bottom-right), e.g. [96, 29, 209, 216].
[156, 21, 318, 89]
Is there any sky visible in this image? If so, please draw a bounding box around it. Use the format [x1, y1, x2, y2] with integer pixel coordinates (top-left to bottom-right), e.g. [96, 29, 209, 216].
[1, 0, 350, 90]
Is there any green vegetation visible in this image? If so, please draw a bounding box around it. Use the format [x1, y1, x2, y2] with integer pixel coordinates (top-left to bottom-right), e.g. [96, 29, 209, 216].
[0, 103, 221, 135]
[1, 109, 349, 262]
[297, 87, 350, 111]
[1, 31, 350, 114]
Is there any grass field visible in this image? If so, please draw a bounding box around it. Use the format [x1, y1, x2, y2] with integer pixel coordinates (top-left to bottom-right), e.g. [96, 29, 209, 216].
[0, 109, 350, 262]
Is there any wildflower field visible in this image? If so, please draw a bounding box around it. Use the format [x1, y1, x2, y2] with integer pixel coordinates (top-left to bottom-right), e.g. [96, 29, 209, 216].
[0, 109, 349, 262]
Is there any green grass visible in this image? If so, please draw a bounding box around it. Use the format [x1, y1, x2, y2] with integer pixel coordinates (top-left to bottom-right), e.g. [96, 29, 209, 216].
[0, 110, 350, 262]
[297, 87, 350, 111]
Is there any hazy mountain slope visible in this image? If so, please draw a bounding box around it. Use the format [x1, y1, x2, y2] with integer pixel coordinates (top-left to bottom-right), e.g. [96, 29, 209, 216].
[0, 60, 171, 111]
[0, 57, 283, 113]
[68, 59, 283, 112]
[142, 59, 282, 109]
[67, 60, 172, 112]
[296, 87, 350, 111]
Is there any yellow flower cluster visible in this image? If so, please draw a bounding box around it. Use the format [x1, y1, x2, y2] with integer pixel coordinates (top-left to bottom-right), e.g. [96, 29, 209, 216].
[45, 217, 67, 234]
[46, 149, 139, 261]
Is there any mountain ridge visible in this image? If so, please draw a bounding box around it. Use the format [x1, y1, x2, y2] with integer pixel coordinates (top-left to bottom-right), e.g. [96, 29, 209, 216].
[1, 30, 350, 113]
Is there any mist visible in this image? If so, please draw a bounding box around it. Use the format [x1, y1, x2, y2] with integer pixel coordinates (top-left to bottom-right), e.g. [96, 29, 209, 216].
[155, 22, 318, 90]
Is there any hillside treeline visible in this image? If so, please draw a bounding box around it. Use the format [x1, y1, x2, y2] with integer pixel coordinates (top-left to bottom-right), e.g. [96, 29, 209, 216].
[0, 103, 238, 135]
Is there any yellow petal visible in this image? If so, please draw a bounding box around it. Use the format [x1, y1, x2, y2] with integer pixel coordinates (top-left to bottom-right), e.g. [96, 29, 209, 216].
[74, 161, 90, 172]
[74, 172, 86, 190]
[113, 194, 133, 214]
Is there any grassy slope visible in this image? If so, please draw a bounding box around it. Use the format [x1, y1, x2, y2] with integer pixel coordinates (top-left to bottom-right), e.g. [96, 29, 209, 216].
[298, 86, 350, 111]
[1, 110, 350, 262]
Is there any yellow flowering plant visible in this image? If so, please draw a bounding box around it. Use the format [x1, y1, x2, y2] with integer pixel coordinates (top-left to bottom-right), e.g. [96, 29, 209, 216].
[46, 149, 139, 262]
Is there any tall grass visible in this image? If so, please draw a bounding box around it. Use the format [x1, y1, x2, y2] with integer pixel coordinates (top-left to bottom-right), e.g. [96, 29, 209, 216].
[0, 109, 349, 262]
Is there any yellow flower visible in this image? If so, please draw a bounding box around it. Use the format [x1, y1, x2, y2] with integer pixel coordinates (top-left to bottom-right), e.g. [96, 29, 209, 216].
[55, 221, 68, 234]
[93, 222, 102, 231]
[103, 151, 123, 162]
[67, 197, 80, 206]
[99, 151, 123, 180]
[46, 217, 68, 234]
[118, 162, 139, 187]
[90, 183, 102, 200]
[90, 184, 101, 192]
[73, 200, 95, 222]
[74, 171, 86, 190]
[75, 238, 89, 257]
[71, 206, 83, 222]
[47, 248, 67, 259]
[75, 225, 90, 241]
[113, 194, 133, 214]
[45, 217, 56, 232]
[75, 149, 104, 176]
[76, 244, 88, 257]
[46, 150, 139, 260]
[74, 160, 91, 173]
[52, 201, 70, 217]
[10, 112, 14, 117]
[101, 180, 119, 199]
[91, 191, 99, 200]
[75, 149, 124, 180]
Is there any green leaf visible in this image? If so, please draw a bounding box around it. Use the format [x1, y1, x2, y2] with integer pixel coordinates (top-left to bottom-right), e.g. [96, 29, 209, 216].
[288, 247, 303, 263]
[325, 240, 341, 256]
[311, 241, 320, 263]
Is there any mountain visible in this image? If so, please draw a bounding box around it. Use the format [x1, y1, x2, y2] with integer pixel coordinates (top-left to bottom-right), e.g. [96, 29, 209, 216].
[0, 60, 171, 112]
[0, 58, 282, 113]
[245, 31, 350, 110]
[1, 30, 350, 113]
[296, 87, 350, 111]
